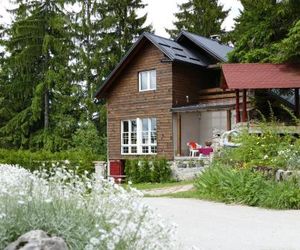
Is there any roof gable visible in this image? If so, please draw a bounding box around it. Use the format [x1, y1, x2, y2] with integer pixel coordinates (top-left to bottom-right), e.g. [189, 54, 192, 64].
[95, 31, 234, 99]
[176, 31, 233, 62]
[95, 32, 209, 98]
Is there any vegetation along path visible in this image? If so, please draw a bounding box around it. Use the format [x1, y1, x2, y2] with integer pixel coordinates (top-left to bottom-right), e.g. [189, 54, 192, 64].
[142, 184, 194, 196]
[144, 198, 300, 250]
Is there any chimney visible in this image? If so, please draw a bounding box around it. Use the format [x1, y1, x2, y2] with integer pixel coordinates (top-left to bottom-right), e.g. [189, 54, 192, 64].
[210, 34, 221, 43]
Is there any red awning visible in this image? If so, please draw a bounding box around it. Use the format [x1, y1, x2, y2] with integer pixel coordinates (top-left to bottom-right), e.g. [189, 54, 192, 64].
[222, 63, 300, 89]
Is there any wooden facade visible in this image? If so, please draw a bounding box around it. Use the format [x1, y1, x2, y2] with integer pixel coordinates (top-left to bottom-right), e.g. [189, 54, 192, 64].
[96, 32, 239, 161]
[106, 41, 174, 160]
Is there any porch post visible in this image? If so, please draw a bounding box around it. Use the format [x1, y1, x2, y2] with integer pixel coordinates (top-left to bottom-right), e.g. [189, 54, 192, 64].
[176, 113, 182, 156]
[235, 89, 241, 123]
[226, 110, 232, 131]
[295, 88, 299, 118]
[242, 89, 248, 122]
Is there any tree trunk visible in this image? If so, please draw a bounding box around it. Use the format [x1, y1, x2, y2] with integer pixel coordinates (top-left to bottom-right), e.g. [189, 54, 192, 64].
[44, 89, 49, 130]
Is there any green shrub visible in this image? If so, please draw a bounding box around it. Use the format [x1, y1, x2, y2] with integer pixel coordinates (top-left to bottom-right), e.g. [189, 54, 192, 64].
[152, 158, 172, 183]
[72, 121, 106, 155]
[195, 164, 300, 209]
[216, 124, 299, 169]
[0, 149, 104, 175]
[261, 179, 300, 209]
[125, 157, 171, 183]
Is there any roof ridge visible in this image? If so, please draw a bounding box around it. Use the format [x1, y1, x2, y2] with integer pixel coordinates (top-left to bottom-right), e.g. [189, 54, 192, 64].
[180, 30, 232, 49]
[143, 32, 174, 42]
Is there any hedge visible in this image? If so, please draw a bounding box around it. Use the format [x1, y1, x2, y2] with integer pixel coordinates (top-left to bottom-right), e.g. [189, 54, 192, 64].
[0, 149, 105, 174]
[125, 157, 172, 183]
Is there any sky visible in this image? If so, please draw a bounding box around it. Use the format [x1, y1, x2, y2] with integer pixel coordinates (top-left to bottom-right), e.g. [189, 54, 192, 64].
[143, 0, 243, 37]
[0, 0, 243, 38]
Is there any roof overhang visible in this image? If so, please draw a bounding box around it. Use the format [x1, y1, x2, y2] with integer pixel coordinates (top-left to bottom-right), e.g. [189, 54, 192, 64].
[221, 63, 300, 90]
[171, 101, 236, 113]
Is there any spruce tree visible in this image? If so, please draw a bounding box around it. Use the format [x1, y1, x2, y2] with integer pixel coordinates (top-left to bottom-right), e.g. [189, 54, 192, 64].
[229, 0, 300, 63]
[0, 0, 80, 150]
[72, 0, 152, 155]
[70, 0, 107, 154]
[97, 0, 153, 79]
[166, 0, 228, 39]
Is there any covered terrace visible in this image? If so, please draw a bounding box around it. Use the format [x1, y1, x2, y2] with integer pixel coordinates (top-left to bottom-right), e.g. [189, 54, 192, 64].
[221, 63, 300, 123]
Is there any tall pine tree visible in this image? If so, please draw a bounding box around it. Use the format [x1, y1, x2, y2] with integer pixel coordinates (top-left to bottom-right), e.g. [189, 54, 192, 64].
[73, 0, 152, 155]
[229, 0, 300, 62]
[0, 0, 81, 151]
[97, 0, 152, 79]
[70, 0, 107, 154]
[166, 0, 228, 39]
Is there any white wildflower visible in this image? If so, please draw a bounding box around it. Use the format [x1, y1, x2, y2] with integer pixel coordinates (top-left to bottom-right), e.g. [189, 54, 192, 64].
[45, 198, 53, 203]
[89, 237, 100, 246]
[0, 164, 178, 249]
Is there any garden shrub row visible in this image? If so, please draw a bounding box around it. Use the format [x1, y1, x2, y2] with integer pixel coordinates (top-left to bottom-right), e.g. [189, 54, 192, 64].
[0, 148, 105, 174]
[125, 157, 172, 183]
[217, 124, 300, 170]
[194, 121, 300, 210]
[195, 164, 300, 209]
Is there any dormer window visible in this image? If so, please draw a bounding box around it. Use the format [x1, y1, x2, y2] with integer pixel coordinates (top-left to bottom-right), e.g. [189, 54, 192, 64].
[139, 70, 156, 91]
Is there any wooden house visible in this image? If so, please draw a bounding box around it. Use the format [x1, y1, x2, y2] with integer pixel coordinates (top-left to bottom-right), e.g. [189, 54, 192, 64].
[94, 31, 300, 167]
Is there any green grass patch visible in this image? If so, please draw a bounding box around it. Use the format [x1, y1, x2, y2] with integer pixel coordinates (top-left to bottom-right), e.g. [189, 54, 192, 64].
[194, 164, 300, 209]
[123, 180, 194, 190]
[162, 189, 199, 199]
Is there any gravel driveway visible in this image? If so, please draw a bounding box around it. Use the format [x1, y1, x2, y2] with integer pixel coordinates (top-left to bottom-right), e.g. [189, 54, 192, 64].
[144, 198, 300, 250]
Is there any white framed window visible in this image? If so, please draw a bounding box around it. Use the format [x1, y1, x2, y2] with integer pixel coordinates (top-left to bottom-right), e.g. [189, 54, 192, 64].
[121, 118, 157, 155]
[121, 120, 137, 154]
[139, 70, 156, 91]
[141, 118, 157, 154]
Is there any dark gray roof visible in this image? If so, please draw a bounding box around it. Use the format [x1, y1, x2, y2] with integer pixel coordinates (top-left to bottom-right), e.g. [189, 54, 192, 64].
[145, 32, 210, 66]
[176, 30, 233, 62]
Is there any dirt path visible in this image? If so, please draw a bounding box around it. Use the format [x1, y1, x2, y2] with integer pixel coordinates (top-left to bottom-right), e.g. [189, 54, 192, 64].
[144, 197, 300, 250]
[142, 184, 194, 196]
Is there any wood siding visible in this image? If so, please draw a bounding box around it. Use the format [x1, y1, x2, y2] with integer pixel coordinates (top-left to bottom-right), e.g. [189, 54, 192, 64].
[198, 88, 236, 103]
[106, 41, 174, 160]
[172, 63, 205, 106]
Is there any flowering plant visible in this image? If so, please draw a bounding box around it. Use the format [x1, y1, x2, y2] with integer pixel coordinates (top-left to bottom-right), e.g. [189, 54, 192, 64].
[0, 164, 177, 249]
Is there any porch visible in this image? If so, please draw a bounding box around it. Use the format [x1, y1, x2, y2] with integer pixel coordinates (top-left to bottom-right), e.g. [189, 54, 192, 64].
[171, 96, 251, 157]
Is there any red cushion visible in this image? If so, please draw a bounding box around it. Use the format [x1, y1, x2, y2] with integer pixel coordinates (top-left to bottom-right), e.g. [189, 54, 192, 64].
[199, 147, 213, 155]
[188, 142, 197, 149]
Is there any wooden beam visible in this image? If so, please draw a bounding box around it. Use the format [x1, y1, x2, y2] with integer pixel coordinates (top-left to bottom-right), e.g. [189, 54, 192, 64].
[176, 113, 182, 156]
[227, 110, 232, 131]
[198, 93, 236, 100]
[295, 88, 299, 118]
[199, 88, 235, 95]
[242, 89, 248, 122]
[235, 89, 241, 123]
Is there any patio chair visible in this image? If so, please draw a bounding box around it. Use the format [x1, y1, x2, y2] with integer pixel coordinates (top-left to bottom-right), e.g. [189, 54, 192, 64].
[187, 141, 201, 157]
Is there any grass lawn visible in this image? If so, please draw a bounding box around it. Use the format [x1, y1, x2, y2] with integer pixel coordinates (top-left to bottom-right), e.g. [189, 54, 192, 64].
[162, 189, 199, 198]
[123, 180, 194, 190]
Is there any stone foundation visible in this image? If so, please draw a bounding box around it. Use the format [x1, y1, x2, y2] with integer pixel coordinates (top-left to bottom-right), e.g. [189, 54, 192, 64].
[170, 159, 206, 181]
